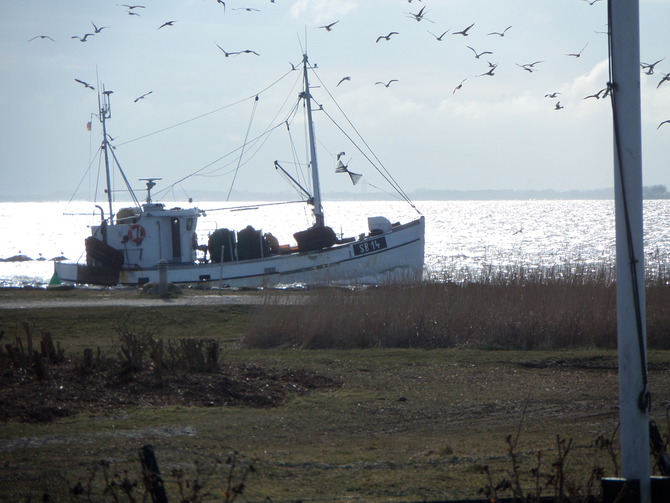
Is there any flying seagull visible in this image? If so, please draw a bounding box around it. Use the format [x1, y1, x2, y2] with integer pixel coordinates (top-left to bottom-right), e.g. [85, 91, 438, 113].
[584, 87, 609, 100]
[216, 0, 225, 10]
[28, 35, 55, 41]
[337, 76, 351, 86]
[657, 72, 670, 89]
[477, 64, 497, 77]
[74, 78, 95, 90]
[544, 92, 561, 98]
[134, 91, 153, 103]
[582, 0, 603, 5]
[157, 20, 176, 29]
[120, 4, 145, 8]
[453, 78, 467, 94]
[318, 21, 339, 31]
[516, 61, 543, 73]
[233, 7, 260, 11]
[487, 25, 512, 37]
[71, 33, 94, 42]
[407, 6, 427, 21]
[238, 49, 260, 56]
[427, 29, 449, 41]
[566, 43, 588, 57]
[376, 32, 399, 43]
[657, 119, 670, 129]
[453, 23, 474, 36]
[555, 101, 564, 110]
[215, 43, 238, 57]
[375, 80, 398, 87]
[467, 46, 492, 59]
[640, 58, 664, 75]
[91, 21, 108, 33]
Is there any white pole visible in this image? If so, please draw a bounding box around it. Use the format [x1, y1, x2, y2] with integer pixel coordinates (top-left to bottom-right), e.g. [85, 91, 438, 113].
[610, 1, 650, 501]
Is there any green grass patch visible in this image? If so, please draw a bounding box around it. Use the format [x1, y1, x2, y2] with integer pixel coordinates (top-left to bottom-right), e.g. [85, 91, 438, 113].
[1, 286, 669, 501]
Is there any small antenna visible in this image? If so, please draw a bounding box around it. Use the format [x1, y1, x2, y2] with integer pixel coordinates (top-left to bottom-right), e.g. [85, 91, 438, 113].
[297, 29, 305, 54]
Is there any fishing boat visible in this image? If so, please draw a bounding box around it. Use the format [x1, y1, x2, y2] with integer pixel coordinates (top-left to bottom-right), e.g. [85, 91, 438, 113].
[54, 54, 425, 289]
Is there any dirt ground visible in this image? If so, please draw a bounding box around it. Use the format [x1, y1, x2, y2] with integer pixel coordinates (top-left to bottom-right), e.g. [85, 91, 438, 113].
[0, 359, 338, 424]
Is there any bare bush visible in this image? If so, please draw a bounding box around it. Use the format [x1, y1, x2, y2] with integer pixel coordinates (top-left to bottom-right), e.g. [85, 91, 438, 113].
[0, 321, 67, 381]
[116, 314, 160, 374]
[115, 314, 222, 376]
[165, 338, 220, 373]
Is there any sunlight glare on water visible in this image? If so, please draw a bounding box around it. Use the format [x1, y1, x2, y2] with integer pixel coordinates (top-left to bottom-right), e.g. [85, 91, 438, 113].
[0, 199, 668, 287]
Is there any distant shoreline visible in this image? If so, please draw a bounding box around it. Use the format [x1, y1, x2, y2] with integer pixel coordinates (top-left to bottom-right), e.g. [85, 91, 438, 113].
[2, 186, 669, 202]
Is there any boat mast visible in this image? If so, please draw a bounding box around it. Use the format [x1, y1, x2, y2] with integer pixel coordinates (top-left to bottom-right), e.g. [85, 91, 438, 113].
[608, 1, 651, 501]
[99, 87, 114, 224]
[301, 53, 324, 228]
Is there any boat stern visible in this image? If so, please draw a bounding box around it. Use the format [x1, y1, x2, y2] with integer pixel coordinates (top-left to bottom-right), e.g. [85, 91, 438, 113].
[54, 261, 120, 286]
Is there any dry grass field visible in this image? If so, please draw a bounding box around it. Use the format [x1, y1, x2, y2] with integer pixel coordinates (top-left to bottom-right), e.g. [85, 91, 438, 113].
[1, 281, 669, 502]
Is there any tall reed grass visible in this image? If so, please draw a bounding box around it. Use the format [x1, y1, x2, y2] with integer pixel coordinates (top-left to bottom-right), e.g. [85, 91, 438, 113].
[244, 264, 670, 350]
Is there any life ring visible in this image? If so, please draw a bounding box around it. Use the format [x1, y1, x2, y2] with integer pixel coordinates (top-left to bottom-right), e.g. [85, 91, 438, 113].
[128, 224, 146, 244]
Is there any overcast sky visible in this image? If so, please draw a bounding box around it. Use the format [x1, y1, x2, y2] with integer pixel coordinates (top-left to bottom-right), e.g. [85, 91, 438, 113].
[2, 0, 669, 202]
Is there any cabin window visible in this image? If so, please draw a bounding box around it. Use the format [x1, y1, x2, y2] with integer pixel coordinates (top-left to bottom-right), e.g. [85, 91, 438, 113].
[171, 217, 181, 259]
[186, 218, 194, 231]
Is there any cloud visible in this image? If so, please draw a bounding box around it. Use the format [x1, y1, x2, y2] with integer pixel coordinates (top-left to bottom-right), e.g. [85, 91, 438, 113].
[290, 0, 358, 24]
[568, 59, 610, 95]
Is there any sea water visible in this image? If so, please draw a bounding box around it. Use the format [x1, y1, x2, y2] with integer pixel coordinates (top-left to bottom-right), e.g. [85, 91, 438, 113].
[0, 199, 668, 287]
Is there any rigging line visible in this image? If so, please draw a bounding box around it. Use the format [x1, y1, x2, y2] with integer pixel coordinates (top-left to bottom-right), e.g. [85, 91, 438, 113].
[314, 82, 417, 212]
[606, 0, 649, 412]
[284, 120, 309, 192]
[152, 121, 287, 200]
[170, 98, 301, 196]
[234, 94, 305, 181]
[273, 85, 306, 190]
[366, 182, 405, 201]
[116, 68, 296, 148]
[286, 103, 309, 190]
[95, 144, 103, 204]
[68, 146, 103, 207]
[311, 69, 420, 214]
[226, 96, 259, 202]
[115, 98, 249, 148]
[318, 105, 419, 212]
[318, 87, 414, 208]
[106, 140, 141, 208]
[152, 74, 304, 200]
[204, 200, 307, 213]
[193, 162, 241, 179]
[279, 173, 310, 200]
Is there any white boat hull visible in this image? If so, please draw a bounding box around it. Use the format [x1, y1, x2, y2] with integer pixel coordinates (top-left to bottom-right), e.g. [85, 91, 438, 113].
[55, 217, 424, 288]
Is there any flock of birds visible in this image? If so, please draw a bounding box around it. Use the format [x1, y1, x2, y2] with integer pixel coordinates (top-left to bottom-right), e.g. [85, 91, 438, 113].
[26, 0, 670, 129]
[312, 0, 669, 129]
